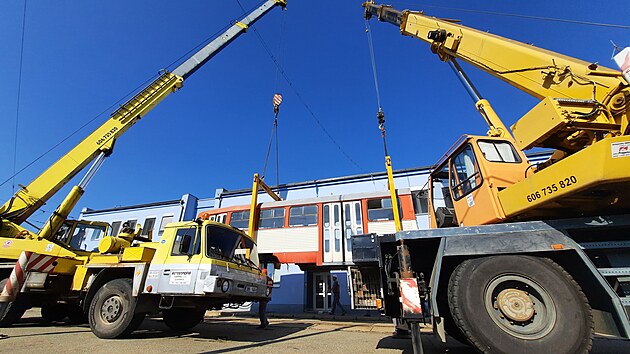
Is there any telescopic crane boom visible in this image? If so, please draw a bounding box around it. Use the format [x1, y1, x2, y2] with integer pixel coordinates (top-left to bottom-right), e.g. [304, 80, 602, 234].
[0, 0, 286, 239]
[363, 2, 630, 224]
[363, 2, 629, 153]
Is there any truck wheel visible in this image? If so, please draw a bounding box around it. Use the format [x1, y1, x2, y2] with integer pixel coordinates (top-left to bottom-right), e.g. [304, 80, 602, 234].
[448, 255, 593, 354]
[0, 278, 28, 327]
[89, 278, 143, 338]
[163, 308, 205, 331]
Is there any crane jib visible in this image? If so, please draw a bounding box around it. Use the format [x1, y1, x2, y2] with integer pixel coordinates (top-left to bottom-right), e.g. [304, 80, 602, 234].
[173, 0, 284, 80]
[364, 3, 402, 26]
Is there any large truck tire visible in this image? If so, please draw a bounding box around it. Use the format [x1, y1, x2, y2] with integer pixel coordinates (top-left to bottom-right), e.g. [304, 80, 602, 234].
[0, 278, 28, 327]
[447, 255, 593, 354]
[88, 278, 144, 338]
[163, 308, 205, 331]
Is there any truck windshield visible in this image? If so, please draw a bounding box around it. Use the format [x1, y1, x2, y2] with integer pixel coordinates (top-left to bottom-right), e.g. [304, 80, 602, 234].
[206, 225, 256, 268]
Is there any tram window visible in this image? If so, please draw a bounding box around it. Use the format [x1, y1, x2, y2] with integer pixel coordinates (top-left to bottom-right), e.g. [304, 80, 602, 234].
[367, 198, 401, 221]
[229, 210, 250, 230]
[450, 145, 482, 200]
[289, 205, 318, 227]
[111, 221, 121, 236]
[412, 190, 429, 215]
[259, 208, 285, 229]
[478, 140, 521, 163]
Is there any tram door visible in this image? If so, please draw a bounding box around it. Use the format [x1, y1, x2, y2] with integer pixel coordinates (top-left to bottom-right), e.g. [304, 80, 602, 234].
[342, 201, 363, 262]
[323, 203, 343, 262]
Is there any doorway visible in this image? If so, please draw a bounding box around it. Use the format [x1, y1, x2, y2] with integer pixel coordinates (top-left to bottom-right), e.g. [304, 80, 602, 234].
[313, 272, 331, 312]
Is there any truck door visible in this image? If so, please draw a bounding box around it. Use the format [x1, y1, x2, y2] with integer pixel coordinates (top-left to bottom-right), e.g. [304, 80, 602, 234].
[156, 225, 203, 294]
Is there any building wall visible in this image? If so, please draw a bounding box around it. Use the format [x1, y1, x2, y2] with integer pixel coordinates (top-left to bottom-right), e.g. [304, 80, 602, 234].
[79, 194, 200, 242]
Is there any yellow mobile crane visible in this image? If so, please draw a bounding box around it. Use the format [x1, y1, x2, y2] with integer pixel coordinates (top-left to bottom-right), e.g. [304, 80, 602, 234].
[353, 2, 630, 353]
[0, 0, 286, 335]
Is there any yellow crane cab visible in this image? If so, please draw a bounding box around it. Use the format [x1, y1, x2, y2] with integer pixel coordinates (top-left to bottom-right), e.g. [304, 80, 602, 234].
[428, 135, 530, 228]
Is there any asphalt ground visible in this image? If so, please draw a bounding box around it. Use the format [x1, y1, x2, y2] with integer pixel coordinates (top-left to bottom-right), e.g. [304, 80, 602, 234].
[0, 309, 628, 353]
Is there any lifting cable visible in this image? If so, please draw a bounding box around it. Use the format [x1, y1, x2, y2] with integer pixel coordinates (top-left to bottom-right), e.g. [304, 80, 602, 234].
[238, 1, 363, 173]
[236, 0, 285, 186]
[365, 19, 388, 156]
[365, 18, 403, 232]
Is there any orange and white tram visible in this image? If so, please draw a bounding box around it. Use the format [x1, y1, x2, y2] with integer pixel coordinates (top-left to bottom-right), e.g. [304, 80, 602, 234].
[198, 189, 421, 267]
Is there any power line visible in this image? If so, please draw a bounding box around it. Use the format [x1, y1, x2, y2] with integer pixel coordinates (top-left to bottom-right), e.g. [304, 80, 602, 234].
[1, 14, 234, 189]
[12, 0, 28, 194]
[397, 2, 630, 29]
[0, 75, 159, 189]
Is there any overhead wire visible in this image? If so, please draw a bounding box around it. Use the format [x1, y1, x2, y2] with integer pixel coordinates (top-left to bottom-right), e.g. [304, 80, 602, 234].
[0, 75, 159, 189]
[397, 2, 630, 29]
[236, 0, 363, 172]
[12, 0, 28, 195]
[1, 16, 235, 190]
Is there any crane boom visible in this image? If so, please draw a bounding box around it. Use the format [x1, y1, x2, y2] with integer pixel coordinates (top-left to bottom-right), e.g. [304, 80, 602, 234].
[363, 2, 629, 153]
[0, 0, 286, 227]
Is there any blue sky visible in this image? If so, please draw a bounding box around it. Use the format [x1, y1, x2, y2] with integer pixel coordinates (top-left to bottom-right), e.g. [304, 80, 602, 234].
[0, 1, 628, 226]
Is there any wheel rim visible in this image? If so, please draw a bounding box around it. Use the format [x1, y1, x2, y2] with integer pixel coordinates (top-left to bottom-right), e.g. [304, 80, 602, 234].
[484, 274, 556, 340]
[101, 295, 123, 323]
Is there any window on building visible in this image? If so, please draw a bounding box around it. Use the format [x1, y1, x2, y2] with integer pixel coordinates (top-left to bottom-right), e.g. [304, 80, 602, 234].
[478, 140, 521, 163]
[111, 221, 121, 236]
[142, 218, 156, 236]
[412, 190, 429, 215]
[171, 226, 200, 256]
[259, 208, 285, 229]
[229, 210, 250, 230]
[450, 145, 483, 200]
[367, 198, 401, 221]
[289, 205, 318, 227]
[158, 215, 173, 238]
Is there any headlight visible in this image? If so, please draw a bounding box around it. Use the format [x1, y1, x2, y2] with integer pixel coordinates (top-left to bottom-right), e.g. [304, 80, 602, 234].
[221, 280, 230, 293]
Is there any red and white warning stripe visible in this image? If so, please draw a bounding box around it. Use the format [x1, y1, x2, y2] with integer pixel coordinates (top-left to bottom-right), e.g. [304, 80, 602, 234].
[0, 251, 57, 302]
[27, 253, 57, 273]
[399, 278, 423, 315]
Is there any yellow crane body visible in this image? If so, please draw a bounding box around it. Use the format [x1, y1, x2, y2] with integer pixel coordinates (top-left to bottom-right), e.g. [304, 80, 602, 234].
[0, 0, 286, 332]
[358, 4, 630, 353]
[498, 134, 630, 219]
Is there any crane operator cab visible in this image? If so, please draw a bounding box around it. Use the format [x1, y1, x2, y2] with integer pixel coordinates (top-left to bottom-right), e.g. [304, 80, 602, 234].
[428, 135, 531, 228]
